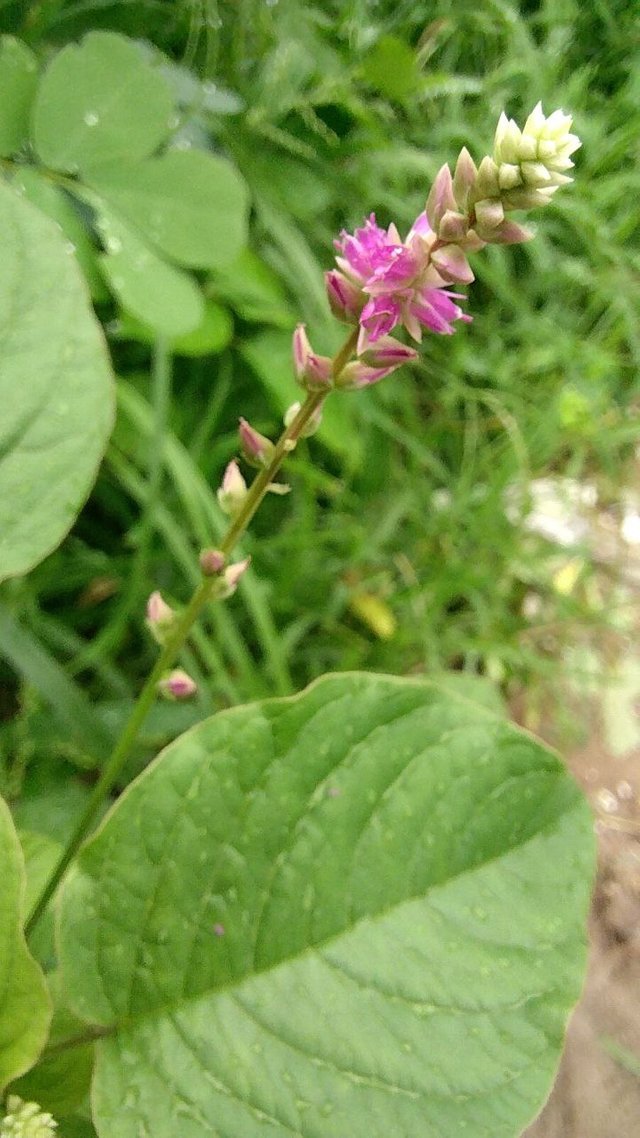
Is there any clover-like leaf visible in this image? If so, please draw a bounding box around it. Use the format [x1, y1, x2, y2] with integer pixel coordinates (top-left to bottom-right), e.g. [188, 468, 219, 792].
[59, 673, 594, 1138]
[31, 31, 174, 173]
[87, 149, 249, 269]
[94, 204, 204, 337]
[0, 180, 114, 581]
[0, 798, 51, 1091]
[0, 36, 38, 157]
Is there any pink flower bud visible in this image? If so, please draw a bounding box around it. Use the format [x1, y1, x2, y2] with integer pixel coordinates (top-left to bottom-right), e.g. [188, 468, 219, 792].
[359, 336, 419, 368]
[292, 325, 333, 391]
[426, 164, 457, 232]
[214, 556, 251, 599]
[223, 556, 251, 593]
[324, 270, 363, 323]
[158, 669, 197, 700]
[336, 361, 397, 389]
[293, 323, 311, 378]
[484, 219, 534, 245]
[145, 590, 176, 644]
[438, 209, 469, 242]
[199, 548, 226, 576]
[217, 459, 247, 516]
[238, 418, 274, 468]
[430, 244, 475, 284]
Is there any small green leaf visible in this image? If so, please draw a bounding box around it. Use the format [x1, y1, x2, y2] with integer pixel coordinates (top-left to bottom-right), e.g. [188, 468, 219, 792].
[117, 300, 233, 357]
[0, 797, 51, 1091]
[59, 673, 594, 1138]
[32, 31, 174, 173]
[0, 36, 38, 157]
[209, 248, 294, 326]
[0, 181, 115, 581]
[9, 972, 95, 1116]
[95, 205, 204, 337]
[361, 35, 422, 101]
[9, 168, 108, 302]
[87, 149, 249, 269]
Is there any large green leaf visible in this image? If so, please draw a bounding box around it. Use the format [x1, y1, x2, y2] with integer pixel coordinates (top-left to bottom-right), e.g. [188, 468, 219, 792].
[59, 673, 594, 1138]
[0, 797, 51, 1091]
[87, 149, 249, 269]
[0, 181, 114, 580]
[31, 31, 174, 174]
[0, 36, 38, 157]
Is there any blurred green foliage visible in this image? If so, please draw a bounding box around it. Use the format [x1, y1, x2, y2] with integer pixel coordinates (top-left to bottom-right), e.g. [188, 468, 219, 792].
[0, 0, 638, 795]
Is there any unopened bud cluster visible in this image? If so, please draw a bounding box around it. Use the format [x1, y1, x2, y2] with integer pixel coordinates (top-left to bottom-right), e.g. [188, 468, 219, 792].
[0, 1097, 57, 1138]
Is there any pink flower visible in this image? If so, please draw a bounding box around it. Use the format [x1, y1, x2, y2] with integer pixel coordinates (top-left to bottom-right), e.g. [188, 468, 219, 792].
[334, 212, 471, 349]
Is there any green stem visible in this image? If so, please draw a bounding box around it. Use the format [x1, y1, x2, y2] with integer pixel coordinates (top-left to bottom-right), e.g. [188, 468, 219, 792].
[42, 1025, 113, 1057]
[25, 384, 332, 938]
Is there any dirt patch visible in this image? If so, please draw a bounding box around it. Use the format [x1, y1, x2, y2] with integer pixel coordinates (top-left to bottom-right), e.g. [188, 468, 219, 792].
[521, 694, 640, 1137]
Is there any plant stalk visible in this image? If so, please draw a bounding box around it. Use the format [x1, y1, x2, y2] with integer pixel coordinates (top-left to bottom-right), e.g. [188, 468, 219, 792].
[25, 383, 333, 938]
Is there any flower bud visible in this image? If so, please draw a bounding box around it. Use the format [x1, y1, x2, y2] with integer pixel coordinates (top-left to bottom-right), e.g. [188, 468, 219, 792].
[430, 244, 474, 284]
[452, 147, 478, 211]
[474, 155, 500, 200]
[284, 400, 323, 436]
[425, 164, 457, 232]
[145, 591, 176, 644]
[493, 103, 581, 209]
[217, 459, 247, 516]
[437, 209, 470, 242]
[238, 417, 275, 468]
[158, 669, 197, 700]
[484, 218, 533, 244]
[359, 335, 419, 368]
[335, 361, 397, 389]
[324, 270, 363, 323]
[474, 198, 505, 231]
[292, 325, 333, 391]
[218, 556, 251, 598]
[1, 1097, 57, 1138]
[199, 548, 225, 576]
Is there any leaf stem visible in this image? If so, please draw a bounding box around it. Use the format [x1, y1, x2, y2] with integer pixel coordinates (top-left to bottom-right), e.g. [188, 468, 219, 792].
[25, 370, 343, 938]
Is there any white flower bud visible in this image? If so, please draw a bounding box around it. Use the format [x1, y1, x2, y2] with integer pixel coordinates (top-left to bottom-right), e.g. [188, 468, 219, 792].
[493, 102, 581, 209]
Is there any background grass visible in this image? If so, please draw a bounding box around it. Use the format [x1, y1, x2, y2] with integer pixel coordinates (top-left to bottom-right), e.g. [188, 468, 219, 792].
[1, 0, 639, 815]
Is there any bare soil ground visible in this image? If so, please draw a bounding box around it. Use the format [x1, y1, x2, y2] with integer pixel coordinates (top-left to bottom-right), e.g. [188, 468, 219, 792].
[521, 695, 640, 1137]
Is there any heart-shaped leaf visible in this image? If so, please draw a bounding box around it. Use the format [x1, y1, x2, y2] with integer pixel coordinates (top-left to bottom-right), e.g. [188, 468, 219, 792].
[0, 798, 51, 1091]
[0, 180, 114, 581]
[31, 31, 174, 174]
[59, 673, 594, 1138]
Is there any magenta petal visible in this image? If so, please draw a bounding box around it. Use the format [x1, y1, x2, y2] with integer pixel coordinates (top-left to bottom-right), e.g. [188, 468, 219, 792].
[409, 287, 470, 336]
[361, 295, 402, 341]
[407, 210, 433, 242]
